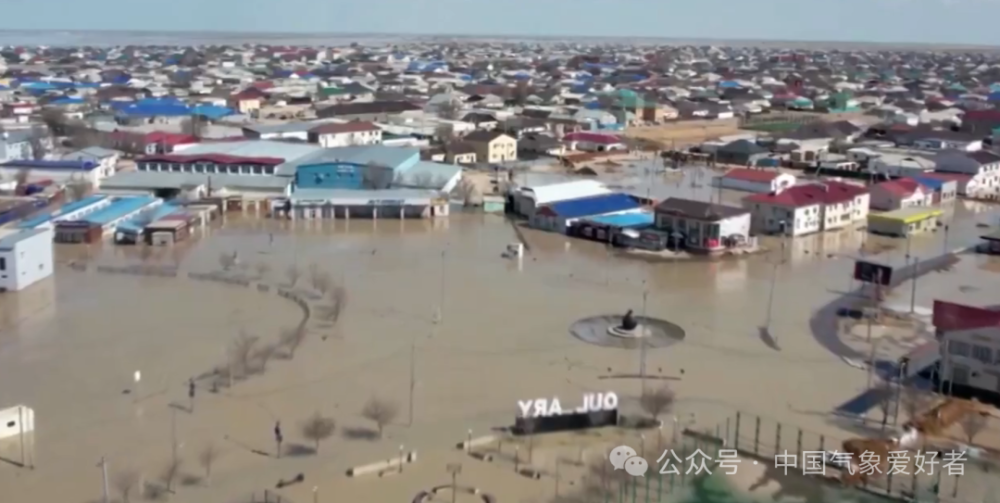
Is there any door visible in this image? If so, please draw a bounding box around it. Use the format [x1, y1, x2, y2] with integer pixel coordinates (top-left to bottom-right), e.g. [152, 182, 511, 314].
[951, 364, 970, 386]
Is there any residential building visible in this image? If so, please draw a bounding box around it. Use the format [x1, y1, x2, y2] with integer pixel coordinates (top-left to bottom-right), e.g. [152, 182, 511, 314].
[907, 176, 958, 205]
[869, 179, 934, 211]
[933, 300, 1000, 401]
[529, 193, 643, 233]
[916, 172, 990, 198]
[562, 132, 625, 152]
[461, 112, 499, 130]
[0, 159, 111, 188]
[0, 227, 54, 292]
[867, 208, 942, 237]
[462, 130, 517, 163]
[512, 180, 612, 217]
[869, 153, 936, 178]
[228, 89, 265, 114]
[933, 150, 1000, 195]
[0, 130, 33, 162]
[315, 101, 422, 121]
[653, 198, 752, 253]
[743, 181, 869, 236]
[518, 133, 566, 156]
[442, 143, 477, 164]
[62, 147, 121, 179]
[712, 168, 796, 194]
[307, 122, 383, 148]
[714, 140, 771, 166]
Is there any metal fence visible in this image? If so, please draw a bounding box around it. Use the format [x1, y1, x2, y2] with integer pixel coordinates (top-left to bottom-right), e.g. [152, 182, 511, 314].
[739, 113, 821, 132]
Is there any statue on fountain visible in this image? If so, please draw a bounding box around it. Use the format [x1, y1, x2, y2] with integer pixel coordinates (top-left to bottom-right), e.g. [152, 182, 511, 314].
[620, 309, 638, 332]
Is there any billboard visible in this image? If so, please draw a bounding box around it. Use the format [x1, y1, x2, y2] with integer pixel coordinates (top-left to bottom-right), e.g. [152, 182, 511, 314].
[853, 260, 892, 285]
[513, 392, 619, 435]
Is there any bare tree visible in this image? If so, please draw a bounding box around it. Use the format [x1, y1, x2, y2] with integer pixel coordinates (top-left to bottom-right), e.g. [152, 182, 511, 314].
[253, 343, 279, 373]
[435, 122, 456, 143]
[310, 269, 333, 297]
[285, 264, 302, 287]
[361, 396, 399, 438]
[69, 127, 102, 149]
[40, 108, 69, 135]
[326, 284, 348, 324]
[14, 168, 30, 188]
[254, 262, 271, 279]
[64, 176, 92, 201]
[361, 162, 394, 189]
[410, 172, 436, 189]
[520, 418, 536, 463]
[29, 136, 48, 160]
[960, 411, 988, 445]
[639, 385, 675, 422]
[301, 412, 337, 452]
[232, 331, 258, 377]
[198, 442, 219, 486]
[113, 469, 140, 503]
[279, 326, 308, 358]
[900, 384, 933, 423]
[437, 99, 462, 120]
[160, 457, 182, 494]
[218, 251, 237, 271]
[874, 381, 894, 431]
[180, 116, 206, 138]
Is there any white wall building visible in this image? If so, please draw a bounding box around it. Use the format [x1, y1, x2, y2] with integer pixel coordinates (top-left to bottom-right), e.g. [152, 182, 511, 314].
[308, 122, 383, 148]
[869, 153, 936, 178]
[0, 228, 54, 292]
[0, 160, 110, 188]
[743, 181, 869, 236]
[869, 179, 934, 211]
[934, 300, 1000, 399]
[513, 180, 612, 217]
[712, 168, 796, 194]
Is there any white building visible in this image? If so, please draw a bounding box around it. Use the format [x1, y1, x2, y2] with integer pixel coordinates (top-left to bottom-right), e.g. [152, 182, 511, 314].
[712, 168, 796, 194]
[62, 147, 122, 178]
[934, 300, 1000, 400]
[307, 122, 383, 148]
[868, 179, 934, 211]
[743, 181, 869, 236]
[513, 180, 612, 217]
[933, 151, 1000, 196]
[869, 153, 936, 178]
[0, 160, 110, 188]
[0, 227, 54, 292]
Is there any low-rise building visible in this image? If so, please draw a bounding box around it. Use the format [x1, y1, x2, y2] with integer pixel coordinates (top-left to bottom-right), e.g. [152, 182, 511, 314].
[866, 207, 942, 237]
[868, 179, 934, 211]
[653, 198, 752, 253]
[933, 300, 1000, 401]
[0, 130, 34, 162]
[0, 159, 111, 188]
[712, 168, 796, 194]
[562, 132, 625, 152]
[743, 181, 869, 236]
[530, 193, 642, 233]
[0, 227, 54, 292]
[307, 122, 383, 148]
[462, 130, 517, 164]
[512, 180, 612, 217]
[62, 147, 121, 179]
[907, 176, 958, 205]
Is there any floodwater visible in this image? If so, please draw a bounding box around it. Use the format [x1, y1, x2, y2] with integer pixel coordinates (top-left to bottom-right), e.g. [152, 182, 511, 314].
[0, 193, 998, 503]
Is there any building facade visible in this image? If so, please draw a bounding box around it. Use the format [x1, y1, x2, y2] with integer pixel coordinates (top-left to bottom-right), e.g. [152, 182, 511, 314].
[744, 181, 869, 236]
[934, 300, 1000, 400]
[869, 179, 933, 211]
[653, 198, 752, 253]
[463, 130, 518, 164]
[307, 122, 383, 148]
[0, 228, 54, 292]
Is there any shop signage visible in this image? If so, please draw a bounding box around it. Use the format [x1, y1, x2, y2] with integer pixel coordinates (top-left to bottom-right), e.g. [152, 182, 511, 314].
[367, 199, 406, 206]
[517, 391, 618, 418]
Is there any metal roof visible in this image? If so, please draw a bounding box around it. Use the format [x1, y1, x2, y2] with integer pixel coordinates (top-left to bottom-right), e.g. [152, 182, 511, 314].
[83, 197, 159, 226]
[279, 146, 420, 176]
[290, 187, 442, 202]
[177, 141, 323, 168]
[0, 228, 49, 250]
[586, 212, 655, 228]
[1, 159, 99, 171]
[101, 171, 291, 191]
[520, 180, 611, 205]
[393, 161, 461, 189]
[543, 193, 640, 219]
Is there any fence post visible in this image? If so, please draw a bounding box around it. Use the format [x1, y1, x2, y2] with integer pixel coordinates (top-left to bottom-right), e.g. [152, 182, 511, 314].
[887, 470, 893, 496]
[734, 413, 741, 451]
[796, 428, 802, 455]
[819, 435, 824, 452]
[754, 416, 760, 456]
[725, 417, 731, 447]
[775, 423, 781, 456]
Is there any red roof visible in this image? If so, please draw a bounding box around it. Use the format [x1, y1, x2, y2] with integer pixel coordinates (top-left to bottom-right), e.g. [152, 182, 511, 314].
[138, 154, 285, 166]
[309, 122, 381, 134]
[563, 132, 623, 145]
[962, 110, 1000, 122]
[916, 172, 972, 183]
[873, 178, 922, 197]
[745, 181, 867, 207]
[933, 300, 1000, 332]
[722, 168, 781, 183]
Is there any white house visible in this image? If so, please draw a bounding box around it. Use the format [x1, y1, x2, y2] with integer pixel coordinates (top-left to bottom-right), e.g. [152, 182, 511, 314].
[712, 168, 796, 194]
[743, 181, 869, 236]
[869, 179, 934, 211]
[933, 150, 1000, 196]
[513, 180, 612, 217]
[933, 300, 1000, 400]
[0, 159, 111, 188]
[0, 227, 54, 292]
[307, 122, 383, 148]
[0, 130, 34, 162]
[869, 153, 936, 178]
[62, 147, 121, 179]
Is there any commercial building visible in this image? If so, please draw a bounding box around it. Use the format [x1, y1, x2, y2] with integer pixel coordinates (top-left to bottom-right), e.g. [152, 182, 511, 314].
[17, 195, 111, 230]
[712, 168, 796, 194]
[866, 207, 943, 238]
[511, 180, 612, 217]
[933, 300, 1000, 401]
[868, 179, 934, 211]
[530, 193, 643, 233]
[284, 189, 448, 219]
[653, 198, 752, 253]
[55, 196, 162, 243]
[0, 227, 54, 292]
[743, 181, 869, 236]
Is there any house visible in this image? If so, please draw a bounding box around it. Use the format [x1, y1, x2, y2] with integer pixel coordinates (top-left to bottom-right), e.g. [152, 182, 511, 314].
[932, 300, 1000, 401]
[518, 133, 565, 156]
[0, 159, 111, 188]
[907, 176, 958, 205]
[868, 179, 934, 211]
[933, 151, 1000, 196]
[443, 143, 477, 164]
[307, 122, 383, 148]
[868, 153, 936, 178]
[743, 181, 870, 236]
[712, 168, 796, 194]
[0, 130, 34, 162]
[653, 198, 752, 253]
[512, 180, 612, 217]
[462, 130, 517, 164]
[228, 89, 266, 114]
[62, 147, 121, 179]
[461, 112, 498, 130]
[0, 227, 54, 292]
[959, 110, 1000, 136]
[316, 101, 422, 121]
[902, 129, 982, 152]
[529, 193, 643, 233]
[563, 132, 625, 152]
[714, 140, 770, 166]
[916, 172, 988, 198]
[867, 208, 942, 237]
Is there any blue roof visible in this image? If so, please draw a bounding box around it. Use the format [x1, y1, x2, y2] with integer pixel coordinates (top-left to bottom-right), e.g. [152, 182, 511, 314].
[18, 195, 109, 228]
[545, 193, 640, 219]
[50, 96, 85, 105]
[116, 103, 192, 118]
[191, 104, 234, 120]
[1, 160, 98, 170]
[116, 204, 180, 232]
[908, 176, 947, 190]
[83, 197, 158, 226]
[586, 212, 655, 228]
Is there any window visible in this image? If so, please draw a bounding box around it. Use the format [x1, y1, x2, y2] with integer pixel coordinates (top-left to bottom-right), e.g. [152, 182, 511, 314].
[0, 257, 5, 271]
[949, 340, 971, 357]
[972, 344, 993, 365]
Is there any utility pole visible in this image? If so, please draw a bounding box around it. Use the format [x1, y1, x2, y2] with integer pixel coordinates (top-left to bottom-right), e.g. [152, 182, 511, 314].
[407, 325, 419, 427]
[639, 284, 649, 392]
[171, 407, 178, 463]
[98, 457, 109, 503]
[942, 224, 950, 254]
[438, 249, 446, 325]
[910, 257, 920, 314]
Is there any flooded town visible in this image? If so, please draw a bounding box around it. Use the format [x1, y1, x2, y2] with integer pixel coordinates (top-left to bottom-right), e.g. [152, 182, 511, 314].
[2, 33, 1000, 503]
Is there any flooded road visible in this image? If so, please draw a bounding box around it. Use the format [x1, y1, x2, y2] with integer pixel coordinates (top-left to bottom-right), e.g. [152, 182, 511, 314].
[0, 195, 998, 503]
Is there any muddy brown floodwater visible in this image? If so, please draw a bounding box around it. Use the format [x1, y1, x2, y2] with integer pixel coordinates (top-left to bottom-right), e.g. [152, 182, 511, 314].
[0, 201, 997, 503]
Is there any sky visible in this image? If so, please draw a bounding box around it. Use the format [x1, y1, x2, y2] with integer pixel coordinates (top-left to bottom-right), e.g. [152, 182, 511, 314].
[0, 0, 998, 46]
